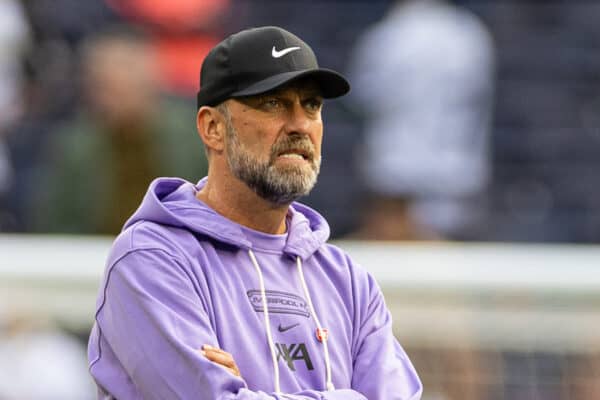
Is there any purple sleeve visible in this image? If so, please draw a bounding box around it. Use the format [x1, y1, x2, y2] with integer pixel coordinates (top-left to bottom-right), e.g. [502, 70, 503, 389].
[350, 267, 423, 400]
[93, 249, 367, 400]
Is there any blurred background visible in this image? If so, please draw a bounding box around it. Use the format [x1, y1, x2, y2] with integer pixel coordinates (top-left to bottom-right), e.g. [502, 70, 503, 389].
[1, 0, 600, 398]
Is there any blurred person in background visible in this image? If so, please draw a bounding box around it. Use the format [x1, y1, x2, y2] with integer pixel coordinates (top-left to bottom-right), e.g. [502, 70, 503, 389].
[32, 27, 208, 234]
[0, 0, 30, 230]
[347, 0, 495, 241]
[4, 0, 119, 231]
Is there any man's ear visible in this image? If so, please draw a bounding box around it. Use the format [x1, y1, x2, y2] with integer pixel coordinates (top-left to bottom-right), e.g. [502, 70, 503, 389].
[197, 106, 226, 153]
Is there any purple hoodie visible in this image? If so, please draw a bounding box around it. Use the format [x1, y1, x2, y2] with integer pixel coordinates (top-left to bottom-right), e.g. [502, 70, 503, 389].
[88, 177, 422, 400]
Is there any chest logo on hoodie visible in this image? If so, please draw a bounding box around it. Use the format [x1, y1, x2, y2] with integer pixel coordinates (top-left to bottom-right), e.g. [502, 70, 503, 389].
[247, 290, 310, 317]
[276, 342, 314, 371]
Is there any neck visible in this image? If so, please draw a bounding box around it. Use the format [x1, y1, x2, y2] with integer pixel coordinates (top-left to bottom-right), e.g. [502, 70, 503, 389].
[196, 170, 290, 235]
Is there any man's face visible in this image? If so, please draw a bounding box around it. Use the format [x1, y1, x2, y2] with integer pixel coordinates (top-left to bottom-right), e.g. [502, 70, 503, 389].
[222, 81, 324, 205]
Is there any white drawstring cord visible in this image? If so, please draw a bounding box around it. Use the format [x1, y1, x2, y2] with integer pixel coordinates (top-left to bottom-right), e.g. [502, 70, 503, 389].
[248, 250, 281, 394]
[296, 256, 335, 391]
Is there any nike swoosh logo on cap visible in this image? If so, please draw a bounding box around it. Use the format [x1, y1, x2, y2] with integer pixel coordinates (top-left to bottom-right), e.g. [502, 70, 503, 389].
[272, 46, 301, 58]
[278, 322, 300, 333]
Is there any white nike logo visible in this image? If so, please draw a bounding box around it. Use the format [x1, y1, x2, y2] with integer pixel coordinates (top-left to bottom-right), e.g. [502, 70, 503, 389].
[272, 46, 301, 58]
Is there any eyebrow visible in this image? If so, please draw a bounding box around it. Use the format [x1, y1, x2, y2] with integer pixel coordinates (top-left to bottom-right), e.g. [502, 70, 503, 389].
[238, 87, 322, 104]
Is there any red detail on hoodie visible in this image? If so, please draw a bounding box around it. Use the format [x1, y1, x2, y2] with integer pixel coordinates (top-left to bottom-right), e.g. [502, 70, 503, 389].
[316, 328, 329, 342]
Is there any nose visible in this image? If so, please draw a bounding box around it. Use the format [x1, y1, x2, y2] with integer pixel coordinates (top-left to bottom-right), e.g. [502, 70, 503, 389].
[283, 100, 313, 136]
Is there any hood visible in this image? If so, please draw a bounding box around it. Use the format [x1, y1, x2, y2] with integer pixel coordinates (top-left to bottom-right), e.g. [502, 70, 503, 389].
[123, 177, 330, 260]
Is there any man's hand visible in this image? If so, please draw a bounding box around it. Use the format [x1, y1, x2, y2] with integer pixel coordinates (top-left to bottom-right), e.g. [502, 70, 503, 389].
[200, 344, 242, 377]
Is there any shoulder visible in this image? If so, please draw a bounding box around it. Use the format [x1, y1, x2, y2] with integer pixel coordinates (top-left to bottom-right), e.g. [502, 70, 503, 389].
[318, 242, 382, 293]
[315, 243, 375, 286]
[317, 242, 353, 266]
[108, 219, 203, 268]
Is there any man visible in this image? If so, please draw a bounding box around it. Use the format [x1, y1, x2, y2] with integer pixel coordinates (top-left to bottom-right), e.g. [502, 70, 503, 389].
[88, 26, 422, 399]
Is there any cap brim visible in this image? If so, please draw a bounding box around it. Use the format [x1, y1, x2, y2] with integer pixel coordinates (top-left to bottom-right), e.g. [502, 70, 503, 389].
[231, 68, 350, 99]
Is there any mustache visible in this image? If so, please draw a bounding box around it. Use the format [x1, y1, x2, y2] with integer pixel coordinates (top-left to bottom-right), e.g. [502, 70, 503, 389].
[270, 136, 316, 162]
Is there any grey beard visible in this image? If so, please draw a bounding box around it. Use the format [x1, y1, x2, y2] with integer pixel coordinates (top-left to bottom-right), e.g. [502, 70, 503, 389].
[225, 125, 320, 205]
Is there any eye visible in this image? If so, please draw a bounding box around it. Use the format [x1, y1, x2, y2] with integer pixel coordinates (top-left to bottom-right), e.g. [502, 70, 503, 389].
[261, 98, 282, 110]
[304, 97, 323, 112]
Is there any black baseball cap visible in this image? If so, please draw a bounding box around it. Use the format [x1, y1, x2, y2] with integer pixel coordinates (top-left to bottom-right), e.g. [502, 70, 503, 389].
[196, 26, 350, 109]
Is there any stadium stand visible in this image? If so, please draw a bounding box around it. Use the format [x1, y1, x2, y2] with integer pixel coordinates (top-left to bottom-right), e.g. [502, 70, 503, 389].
[458, 1, 600, 242]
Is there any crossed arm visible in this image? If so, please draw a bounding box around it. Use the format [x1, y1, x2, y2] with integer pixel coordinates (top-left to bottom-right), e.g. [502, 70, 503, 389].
[200, 344, 241, 378]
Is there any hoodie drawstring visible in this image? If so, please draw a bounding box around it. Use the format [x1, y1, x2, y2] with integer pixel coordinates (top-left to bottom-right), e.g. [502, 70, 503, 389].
[296, 256, 335, 391]
[248, 249, 281, 394]
[247, 250, 335, 393]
